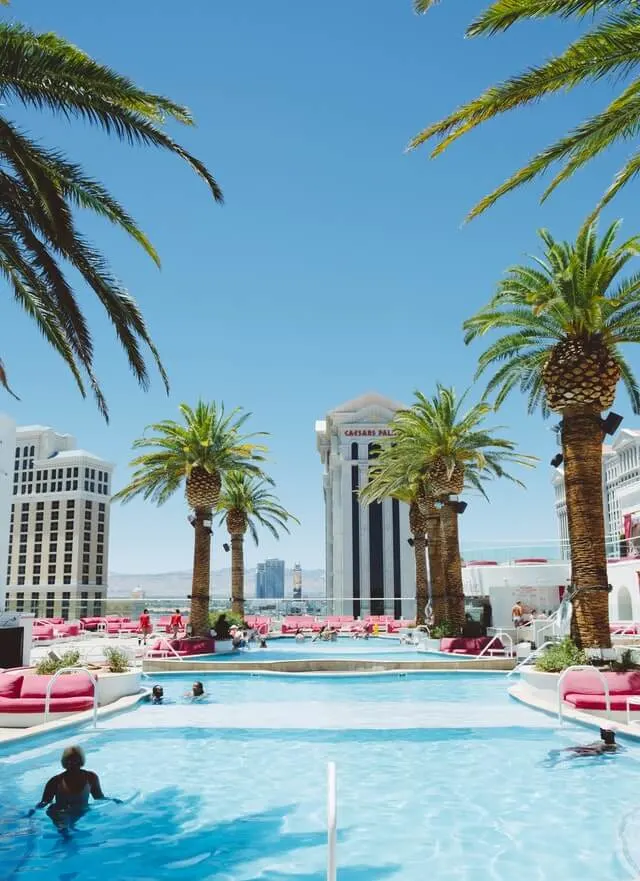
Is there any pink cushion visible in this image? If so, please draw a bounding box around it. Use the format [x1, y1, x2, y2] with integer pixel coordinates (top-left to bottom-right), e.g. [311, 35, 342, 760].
[172, 637, 214, 655]
[20, 674, 94, 699]
[564, 693, 632, 712]
[0, 674, 23, 698]
[0, 697, 94, 713]
[560, 670, 640, 699]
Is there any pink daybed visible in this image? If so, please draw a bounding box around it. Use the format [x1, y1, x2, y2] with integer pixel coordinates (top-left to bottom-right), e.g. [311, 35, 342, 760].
[561, 670, 640, 711]
[0, 672, 95, 727]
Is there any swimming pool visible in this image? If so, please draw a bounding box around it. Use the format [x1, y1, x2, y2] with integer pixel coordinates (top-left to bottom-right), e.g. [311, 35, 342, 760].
[198, 637, 468, 663]
[2, 673, 638, 880]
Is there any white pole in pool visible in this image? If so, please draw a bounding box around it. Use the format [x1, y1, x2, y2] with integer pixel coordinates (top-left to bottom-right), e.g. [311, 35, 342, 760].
[327, 761, 337, 881]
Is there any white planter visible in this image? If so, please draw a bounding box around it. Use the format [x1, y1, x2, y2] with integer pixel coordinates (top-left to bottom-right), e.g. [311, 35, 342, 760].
[95, 670, 141, 706]
[519, 668, 560, 701]
[418, 638, 443, 653]
[213, 640, 233, 655]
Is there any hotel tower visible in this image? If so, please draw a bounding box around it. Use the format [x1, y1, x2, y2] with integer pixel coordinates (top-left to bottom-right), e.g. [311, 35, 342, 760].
[316, 393, 414, 619]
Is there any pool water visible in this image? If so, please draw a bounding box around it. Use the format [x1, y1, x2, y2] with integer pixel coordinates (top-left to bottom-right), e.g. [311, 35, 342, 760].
[197, 637, 467, 663]
[2, 674, 639, 881]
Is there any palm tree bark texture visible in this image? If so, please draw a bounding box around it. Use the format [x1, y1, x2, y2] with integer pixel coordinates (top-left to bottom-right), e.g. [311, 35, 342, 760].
[440, 501, 465, 633]
[190, 509, 213, 637]
[562, 407, 611, 648]
[409, 501, 429, 626]
[425, 501, 447, 627]
[230, 532, 245, 617]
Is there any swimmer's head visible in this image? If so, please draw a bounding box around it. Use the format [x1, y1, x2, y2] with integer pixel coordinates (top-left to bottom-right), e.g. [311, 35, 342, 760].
[152, 685, 164, 699]
[192, 681, 204, 697]
[600, 728, 616, 745]
[61, 746, 85, 770]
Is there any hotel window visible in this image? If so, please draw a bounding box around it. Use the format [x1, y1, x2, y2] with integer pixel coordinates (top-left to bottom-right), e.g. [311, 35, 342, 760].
[16, 592, 24, 610]
[65, 542, 72, 553]
[97, 523, 104, 535]
[33, 576, 40, 586]
[63, 576, 71, 585]
[96, 576, 103, 586]
[34, 543, 41, 554]
[18, 554, 25, 564]
[17, 565, 25, 575]
[19, 542, 26, 553]
[83, 543, 90, 553]
[96, 565, 103, 576]
[73, 467, 78, 478]
[81, 576, 89, 586]
[84, 532, 91, 543]
[96, 555, 103, 565]
[48, 564, 56, 574]
[36, 501, 44, 511]
[64, 564, 71, 574]
[47, 576, 55, 585]
[64, 553, 72, 563]
[46, 592, 54, 617]
[34, 554, 41, 564]
[17, 576, 24, 585]
[80, 591, 89, 616]
[66, 468, 72, 478]
[35, 511, 44, 522]
[30, 592, 39, 616]
[33, 565, 40, 575]
[93, 592, 102, 615]
[65, 531, 73, 542]
[83, 553, 90, 564]
[61, 592, 70, 619]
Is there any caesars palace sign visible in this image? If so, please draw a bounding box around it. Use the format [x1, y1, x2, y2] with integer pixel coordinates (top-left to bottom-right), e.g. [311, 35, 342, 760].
[343, 428, 394, 438]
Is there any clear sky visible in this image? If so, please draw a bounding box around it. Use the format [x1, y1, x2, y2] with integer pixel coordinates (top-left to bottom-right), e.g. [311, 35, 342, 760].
[3, 1, 639, 573]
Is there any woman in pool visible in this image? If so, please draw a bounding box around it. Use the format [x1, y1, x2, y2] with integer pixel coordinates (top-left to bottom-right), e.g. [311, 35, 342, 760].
[151, 685, 164, 704]
[185, 681, 205, 699]
[29, 746, 121, 836]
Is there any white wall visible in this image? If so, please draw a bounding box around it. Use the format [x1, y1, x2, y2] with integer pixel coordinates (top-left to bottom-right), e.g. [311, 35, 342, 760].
[607, 560, 640, 622]
[0, 414, 16, 612]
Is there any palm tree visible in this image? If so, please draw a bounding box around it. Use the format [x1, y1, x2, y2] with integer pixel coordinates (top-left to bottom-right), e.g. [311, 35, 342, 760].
[360, 466, 434, 626]
[410, 1, 640, 220]
[216, 471, 299, 617]
[389, 387, 534, 633]
[0, 21, 222, 417]
[464, 219, 640, 647]
[113, 402, 266, 636]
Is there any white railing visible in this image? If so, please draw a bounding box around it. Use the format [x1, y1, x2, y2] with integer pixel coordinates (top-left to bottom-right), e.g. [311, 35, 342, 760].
[327, 762, 337, 881]
[477, 630, 514, 659]
[506, 641, 556, 678]
[626, 696, 640, 726]
[144, 637, 184, 661]
[44, 666, 98, 728]
[612, 624, 640, 637]
[557, 665, 611, 726]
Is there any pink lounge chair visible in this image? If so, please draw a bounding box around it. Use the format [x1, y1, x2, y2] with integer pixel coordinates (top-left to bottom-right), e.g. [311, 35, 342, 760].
[156, 616, 172, 633]
[55, 622, 80, 638]
[119, 620, 140, 634]
[32, 623, 55, 642]
[281, 616, 316, 634]
[561, 670, 640, 711]
[439, 636, 504, 656]
[0, 672, 94, 716]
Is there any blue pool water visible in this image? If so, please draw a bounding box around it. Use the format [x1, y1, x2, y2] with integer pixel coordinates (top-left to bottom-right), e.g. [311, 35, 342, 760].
[2, 673, 639, 881]
[197, 637, 467, 663]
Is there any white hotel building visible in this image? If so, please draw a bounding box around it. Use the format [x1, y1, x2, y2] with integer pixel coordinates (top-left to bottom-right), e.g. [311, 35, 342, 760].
[4, 426, 113, 620]
[553, 428, 640, 558]
[316, 393, 414, 618]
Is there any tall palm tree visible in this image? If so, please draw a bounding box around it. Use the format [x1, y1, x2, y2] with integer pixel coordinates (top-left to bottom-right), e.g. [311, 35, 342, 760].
[360, 467, 432, 625]
[0, 21, 221, 417]
[464, 219, 640, 647]
[113, 402, 266, 636]
[410, 1, 640, 220]
[216, 471, 299, 617]
[390, 387, 534, 632]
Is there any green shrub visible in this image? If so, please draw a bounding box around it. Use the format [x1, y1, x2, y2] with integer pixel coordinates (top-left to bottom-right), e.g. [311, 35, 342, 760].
[209, 610, 245, 640]
[535, 638, 587, 672]
[610, 649, 640, 672]
[103, 647, 130, 673]
[430, 621, 458, 639]
[35, 649, 80, 676]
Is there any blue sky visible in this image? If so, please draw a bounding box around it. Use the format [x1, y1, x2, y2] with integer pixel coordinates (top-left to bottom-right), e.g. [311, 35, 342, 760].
[3, 1, 639, 573]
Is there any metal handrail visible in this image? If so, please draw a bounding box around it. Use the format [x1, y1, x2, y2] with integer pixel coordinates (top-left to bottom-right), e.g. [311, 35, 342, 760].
[44, 666, 98, 728]
[626, 695, 640, 726]
[144, 637, 183, 661]
[327, 762, 337, 881]
[506, 640, 556, 678]
[477, 630, 514, 659]
[557, 665, 611, 725]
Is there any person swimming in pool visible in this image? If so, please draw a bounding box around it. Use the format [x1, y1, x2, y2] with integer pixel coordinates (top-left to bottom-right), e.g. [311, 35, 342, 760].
[544, 728, 620, 767]
[151, 685, 164, 704]
[185, 681, 205, 700]
[28, 746, 121, 836]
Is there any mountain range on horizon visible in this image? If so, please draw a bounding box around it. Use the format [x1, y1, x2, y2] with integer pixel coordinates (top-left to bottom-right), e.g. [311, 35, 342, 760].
[108, 568, 326, 599]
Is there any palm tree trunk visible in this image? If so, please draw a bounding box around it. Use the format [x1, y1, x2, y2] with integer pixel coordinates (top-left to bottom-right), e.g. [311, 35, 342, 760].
[190, 508, 212, 636]
[230, 531, 245, 617]
[562, 406, 611, 648]
[440, 500, 465, 633]
[413, 532, 428, 625]
[426, 502, 447, 626]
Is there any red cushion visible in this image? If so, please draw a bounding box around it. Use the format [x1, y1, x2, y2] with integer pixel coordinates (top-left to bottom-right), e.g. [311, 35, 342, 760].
[560, 670, 640, 699]
[172, 637, 214, 655]
[20, 674, 94, 699]
[563, 693, 632, 712]
[0, 697, 94, 713]
[0, 674, 23, 698]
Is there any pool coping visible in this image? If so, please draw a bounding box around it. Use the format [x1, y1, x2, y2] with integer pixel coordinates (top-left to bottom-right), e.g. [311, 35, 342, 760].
[142, 657, 516, 674]
[509, 682, 640, 742]
[0, 688, 149, 747]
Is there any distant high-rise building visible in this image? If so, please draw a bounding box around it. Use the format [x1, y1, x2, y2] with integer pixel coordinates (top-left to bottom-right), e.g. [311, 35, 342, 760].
[256, 558, 285, 599]
[292, 562, 302, 600]
[4, 425, 113, 620]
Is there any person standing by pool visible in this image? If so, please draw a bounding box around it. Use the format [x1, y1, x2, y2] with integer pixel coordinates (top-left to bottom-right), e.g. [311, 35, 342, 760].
[28, 746, 121, 837]
[511, 601, 524, 627]
[138, 608, 152, 645]
[170, 608, 183, 639]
